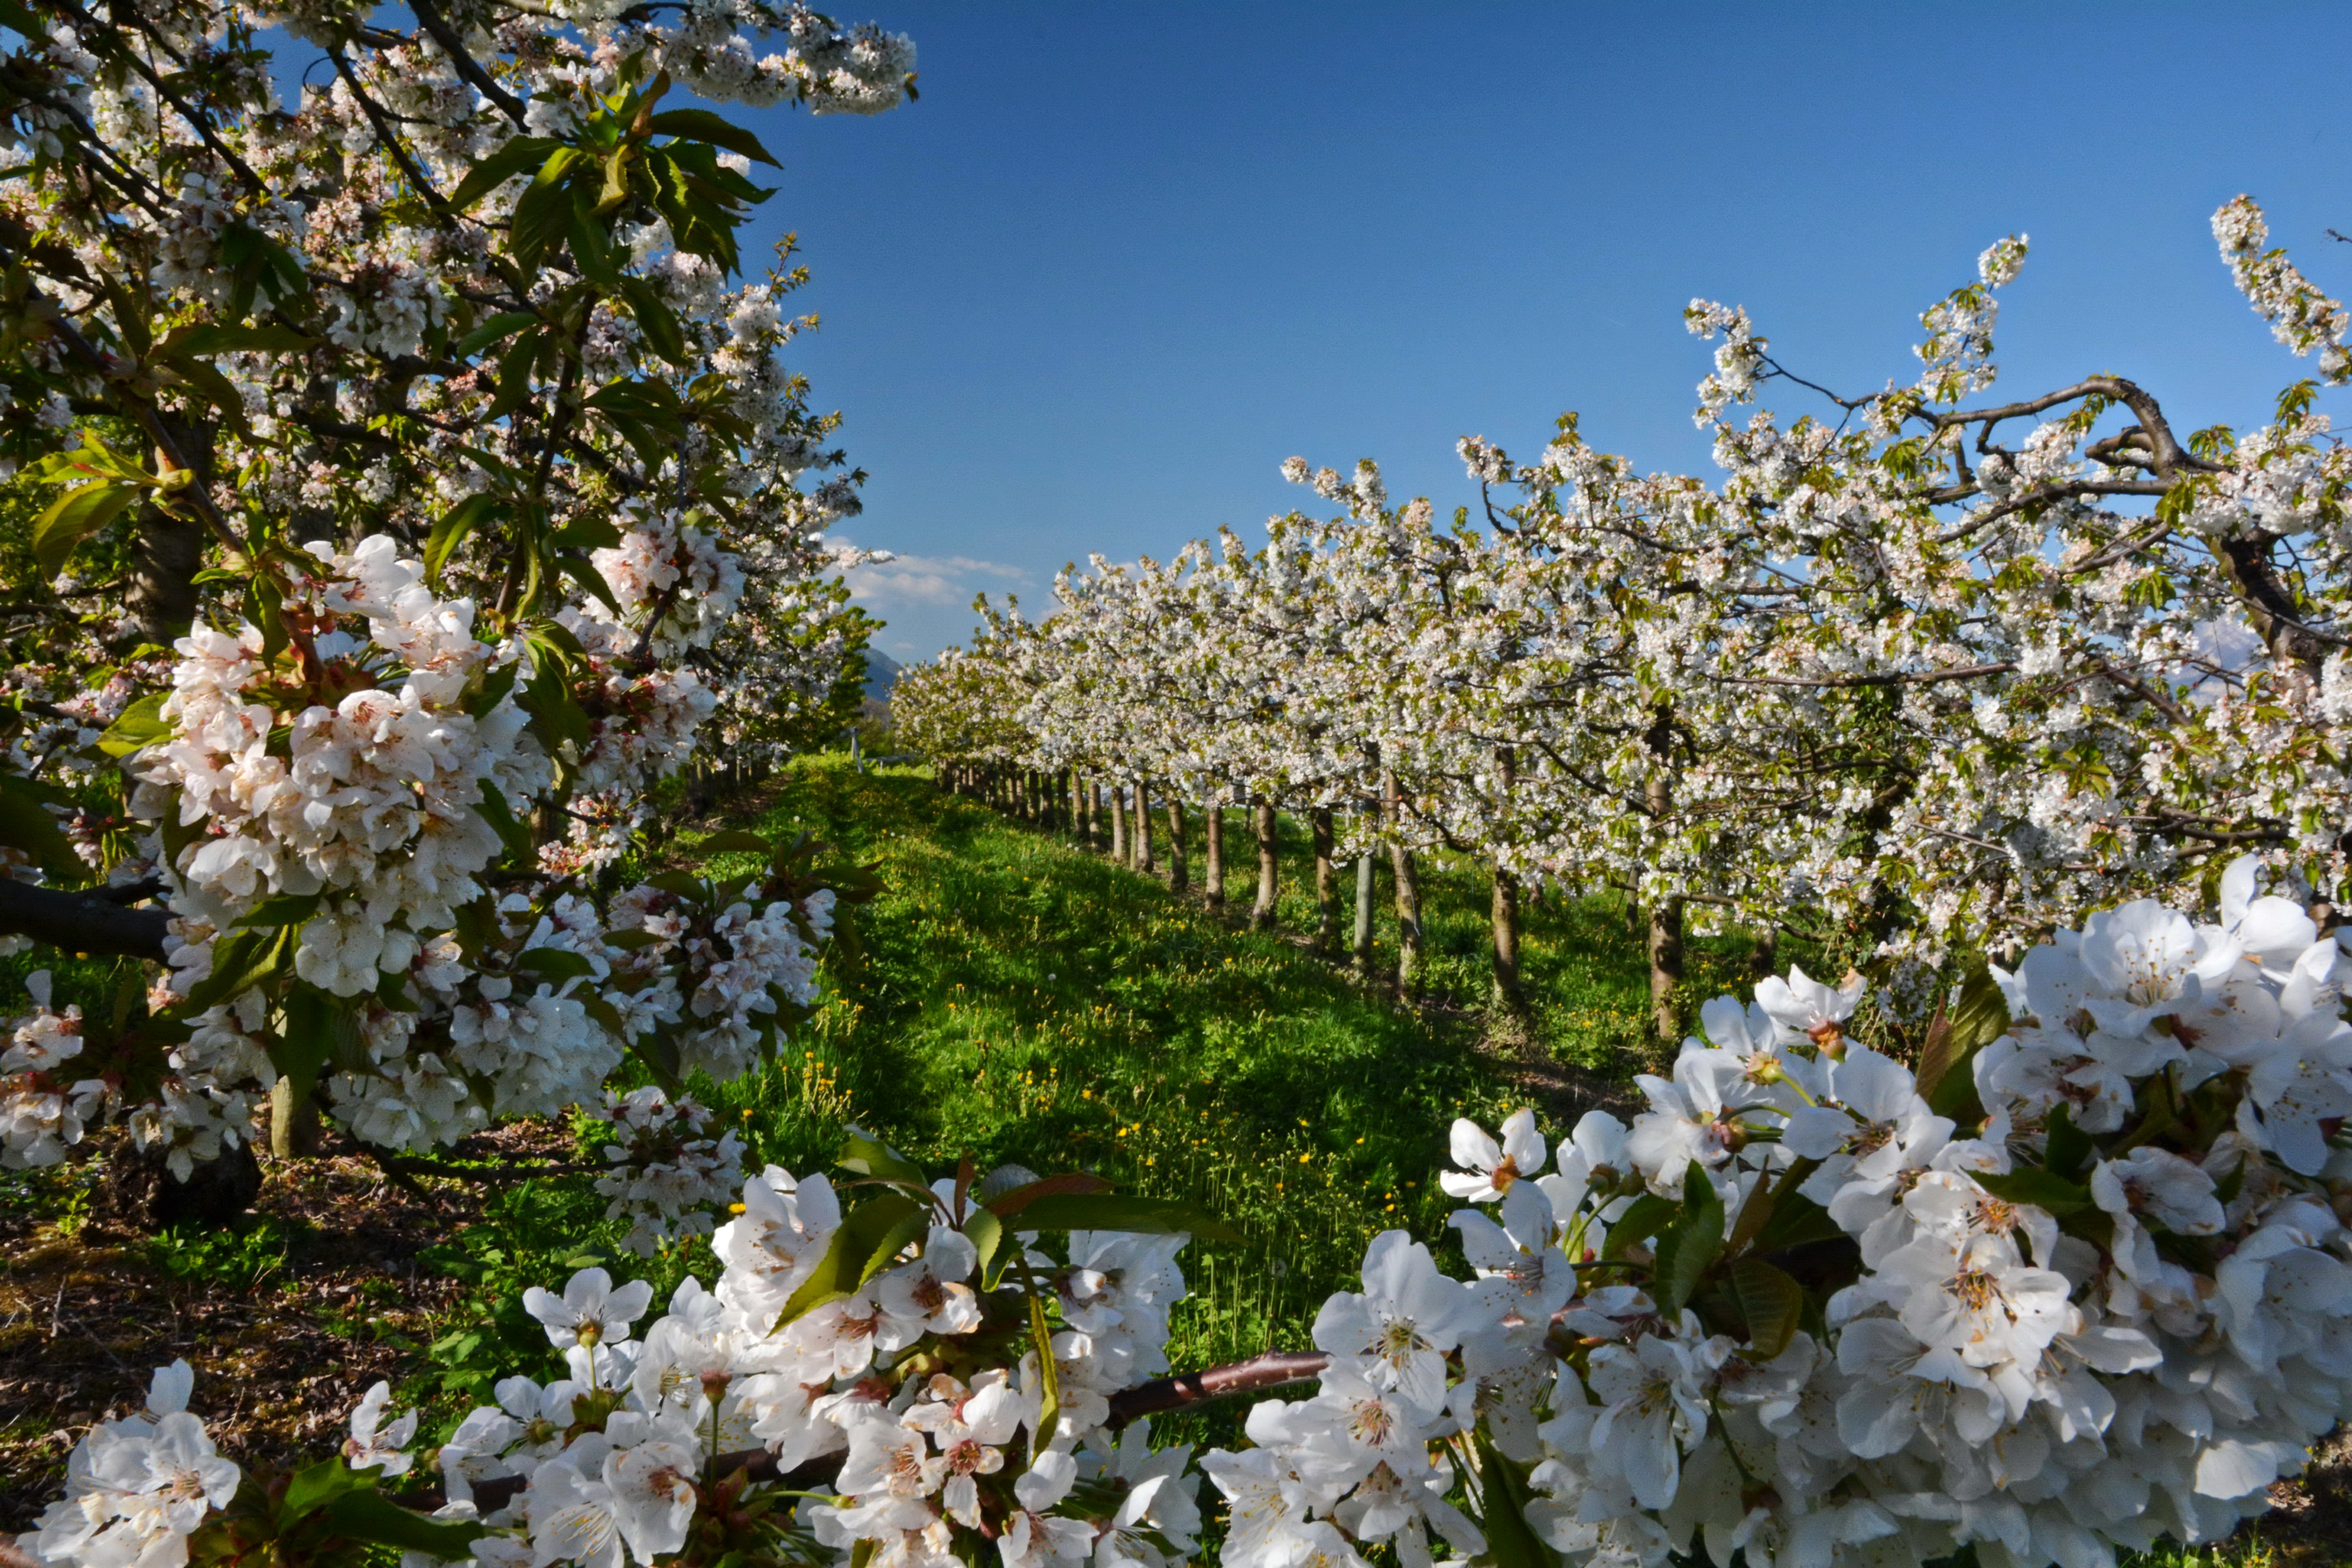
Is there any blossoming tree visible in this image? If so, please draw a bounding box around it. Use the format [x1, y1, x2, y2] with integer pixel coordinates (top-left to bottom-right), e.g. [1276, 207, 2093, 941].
[0, 0, 909, 1218]
[897, 200, 2352, 1041]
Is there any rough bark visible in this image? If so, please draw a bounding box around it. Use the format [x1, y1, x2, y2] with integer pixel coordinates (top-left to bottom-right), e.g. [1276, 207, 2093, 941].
[130, 417, 212, 646]
[1110, 781, 1127, 863]
[1203, 793, 1225, 908]
[1084, 776, 1100, 848]
[1311, 808, 1338, 954]
[1251, 797, 1279, 930]
[1165, 796, 1187, 895]
[1489, 747, 1530, 1032]
[1644, 766, 1683, 1046]
[1751, 923, 1780, 979]
[1384, 771, 1423, 998]
[1492, 860, 1528, 1026]
[1352, 848, 1376, 979]
[269, 1076, 324, 1159]
[1649, 896, 1686, 1048]
[1134, 779, 1154, 873]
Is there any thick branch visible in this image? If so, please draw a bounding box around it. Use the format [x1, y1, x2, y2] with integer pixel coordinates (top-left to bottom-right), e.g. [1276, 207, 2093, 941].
[0, 880, 171, 960]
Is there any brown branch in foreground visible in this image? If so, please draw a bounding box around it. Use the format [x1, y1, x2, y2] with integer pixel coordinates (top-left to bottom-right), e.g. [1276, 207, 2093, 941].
[0, 879, 171, 959]
[1105, 1350, 1332, 1429]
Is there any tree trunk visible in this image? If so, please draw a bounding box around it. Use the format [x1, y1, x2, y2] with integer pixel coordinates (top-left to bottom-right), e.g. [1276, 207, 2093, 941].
[1751, 923, 1778, 979]
[1649, 896, 1686, 1048]
[130, 418, 211, 646]
[1134, 779, 1154, 872]
[1085, 777, 1100, 848]
[1311, 809, 1338, 954]
[1489, 747, 1529, 1031]
[1491, 861, 1528, 1028]
[270, 1075, 323, 1159]
[1644, 765, 1682, 1047]
[1384, 770, 1423, 998]
[1251, 798, 1279, 930]
[1110, 782, 1127, 863]
[1165, 796, 1187, 894]
[1204, 793, 1225, 908]
[1352, 848, 1376, 979]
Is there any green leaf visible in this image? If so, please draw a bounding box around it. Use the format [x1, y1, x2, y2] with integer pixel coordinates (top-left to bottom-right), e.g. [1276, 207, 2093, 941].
[1028, 1289, 1059, 1459]
[280, 1456, 375, 1523]
[2044, 1103, 2095, 1182]
[321, 1487, 487, 1558]
[33, 480, 140, 578]
[444, 136, 561, 213]
[159, 322, 319, 357]
[1971, 1166, 2094, 1217]
[231, 892, 325, 929]
[1652, 1160, 1725, 1315]
[645, 107, 781, 166]
[426, 493, 503, 582]
[567, 189, 621, 287]
[618, 275, 690, 367]
[694, 829, 772, 857]
[1924, 963, 2009, 1121]
[476, 780, 533, 861]
[1471, 1429, 1561, 1568]
[275, 983, 362, 1098]
[1011, 1192, 1235, 1243]
[517, 653, 591, 757]
[0, 774, 80, 880]
[1751, 1189, 1844, 1254]
[1730, 1257, 1804, 1358]
[964, 1207, 1005, 1285]
[510, 175, 576, 277]
[775, 1193, 926, 1326]
[1598, 1193, 1676, 1262]
[548, 517, 625, 551]
[450, 311, 541, 362]
[186, 925, 290, 1011]
[515, 946, 597, 981]
[856, 1207, 932, 1285]
[837, 1129, 929, 1183]
[2213, 1152, 2247, 1206]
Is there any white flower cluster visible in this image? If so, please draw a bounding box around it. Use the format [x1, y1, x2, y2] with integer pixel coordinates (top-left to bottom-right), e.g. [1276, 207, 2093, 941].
[555, 606, 720, 796]
[1211, 859, 2352, 1568]
[333, 893, 625, 1152]
[0, 970, 100, 1169]
[2213, 194, 2352, 383]
[17, 1362, 240, 1568]
[432, 1166, 1198, 1568]
[589, 515, 745, 659]
[589, 1085, 748, 1256]
[605, 883, 833, 1080]
[135, 537, 551, 997]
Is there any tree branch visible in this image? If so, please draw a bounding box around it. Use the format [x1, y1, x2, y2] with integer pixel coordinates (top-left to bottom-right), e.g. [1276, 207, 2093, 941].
[1104, 1350, 1331, 1428]
[0, 880, 171, 960]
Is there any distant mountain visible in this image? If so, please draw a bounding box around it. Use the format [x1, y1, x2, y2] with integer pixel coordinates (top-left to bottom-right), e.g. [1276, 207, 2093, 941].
[862, 649, 903, 709]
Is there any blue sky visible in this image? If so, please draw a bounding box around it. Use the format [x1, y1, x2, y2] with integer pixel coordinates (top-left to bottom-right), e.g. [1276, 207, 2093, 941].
[735, 3, 2352, 661]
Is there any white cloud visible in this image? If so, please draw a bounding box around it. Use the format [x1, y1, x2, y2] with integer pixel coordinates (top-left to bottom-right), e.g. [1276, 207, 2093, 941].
[841, 542, 1028, 613]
